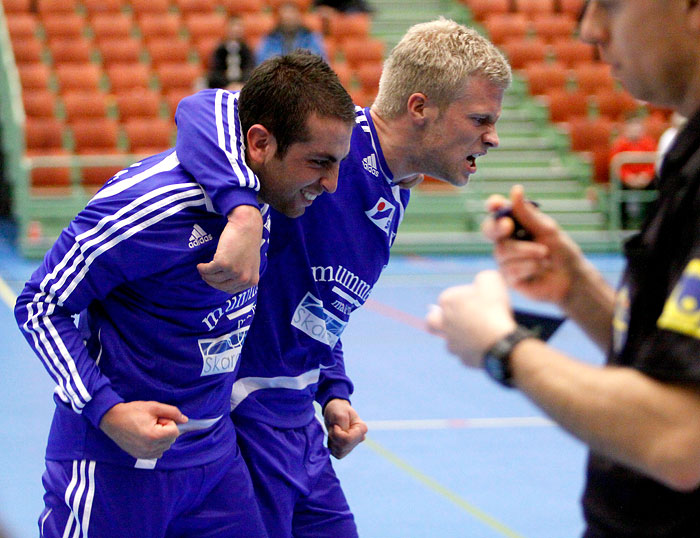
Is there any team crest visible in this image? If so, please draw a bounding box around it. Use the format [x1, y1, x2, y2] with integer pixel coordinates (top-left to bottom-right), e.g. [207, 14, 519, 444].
[365, 197, 396, 235]
[657, 259, 700, 339]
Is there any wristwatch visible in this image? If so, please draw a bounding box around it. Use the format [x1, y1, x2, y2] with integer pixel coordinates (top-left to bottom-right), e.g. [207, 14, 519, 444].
[483, 326, 536, 388]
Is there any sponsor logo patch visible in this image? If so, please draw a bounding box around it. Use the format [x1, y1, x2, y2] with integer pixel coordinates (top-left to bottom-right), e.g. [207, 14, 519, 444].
[291, 292, 347, 347]
[657, 259, 700, 339]
[365, 197, 396, 235]
[198, 326, 249, 376]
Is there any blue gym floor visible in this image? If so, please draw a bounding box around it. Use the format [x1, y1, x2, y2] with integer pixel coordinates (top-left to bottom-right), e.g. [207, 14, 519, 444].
[0, 221, 624, 538]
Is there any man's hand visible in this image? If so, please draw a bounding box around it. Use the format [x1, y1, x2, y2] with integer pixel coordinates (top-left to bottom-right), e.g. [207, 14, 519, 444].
[197, 205, 263, 294]
[426, 270, 516, 367]
[99, 401, 188, 460]
[481, 185, 583, 305]
[324, 399, 368, 459]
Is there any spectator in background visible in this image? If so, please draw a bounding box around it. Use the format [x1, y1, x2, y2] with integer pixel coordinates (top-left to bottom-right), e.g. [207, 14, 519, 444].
[208, 15, 255, 90]
[610, 117, 658, 189]
[609, 117, 658, 228]
[257, 2, 326, 65]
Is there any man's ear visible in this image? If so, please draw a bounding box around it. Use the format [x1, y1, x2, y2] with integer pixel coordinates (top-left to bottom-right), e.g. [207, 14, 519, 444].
[406, 92, 435, 127]
[246, 124, 276, 164]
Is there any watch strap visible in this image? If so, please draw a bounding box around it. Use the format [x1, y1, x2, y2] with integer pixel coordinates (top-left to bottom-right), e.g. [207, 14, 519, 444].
[483, 326, 536, 388]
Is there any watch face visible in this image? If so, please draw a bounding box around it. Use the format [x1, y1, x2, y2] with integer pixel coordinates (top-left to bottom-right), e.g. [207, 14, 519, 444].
[484, 354, 505, 383]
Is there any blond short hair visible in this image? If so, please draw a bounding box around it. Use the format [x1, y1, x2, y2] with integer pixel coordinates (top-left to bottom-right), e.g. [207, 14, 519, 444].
[373, 18, 512, 118]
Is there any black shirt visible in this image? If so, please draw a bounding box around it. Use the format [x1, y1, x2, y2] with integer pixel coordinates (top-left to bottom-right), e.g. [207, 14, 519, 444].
[582, 108, 700, 537]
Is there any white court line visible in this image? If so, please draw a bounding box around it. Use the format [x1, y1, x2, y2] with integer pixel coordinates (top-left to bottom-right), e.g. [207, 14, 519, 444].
[0, 275, 17, 310]
[366, 416, 554, 431]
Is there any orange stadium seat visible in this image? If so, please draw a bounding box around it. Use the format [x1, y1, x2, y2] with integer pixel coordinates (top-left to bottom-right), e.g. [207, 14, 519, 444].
[220, 0, 266, 16]
[173, 0, 218, 14]
[36, 0, 78, 14]
[531, 14, 576, 42]
[7, 14, 39, 40]
[124, 118, 174, 154]
[47, 37, 93, 64]
[267, 0, 313, 11]
[41, 13, 86, 40]
[499, 37, 549, 69]
[55, 63, 102, 93]
[156, 63, 203, 91]
[24, 117, 72, 189]
[572, 62, 616, 93]
[130, 0, 171, 14]
[558, 0, 586, 18]
[97, 37, 143, 66]
[22, 89, 57, 118]
[566, 116, 615, 152]
[3, 0, 32, 12]
[106, 63, 152, 91]
[18, 62, 51, 90]
[70, 118, 123, 186]
[184, 13, 228, 43]
[355, 61, 383, 93]
[147, 38, 191, 67]
[82, 0, 125, 15]
[327, 13, 371, 40]
[514, 0, 555, 17]
[115, 89, 163, 120]
[330, 61, 353, 89]
[483, 13, 529, 45]
[545, 88, 589, 122]
[551, 38, 596, 66]
[341, 37, 385, 69]
[62, 91, 110, 122]
[11, 37, 44, 64]
[593, 89, 640, 121]
[90, 14, 134, 39]
[522, 61, 568, 96]
[465, 0, 511, 22]
[138, 13, 182, 40]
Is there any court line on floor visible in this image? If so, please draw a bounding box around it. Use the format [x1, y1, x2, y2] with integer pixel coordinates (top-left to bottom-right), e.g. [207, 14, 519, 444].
[364, 437, 527, 538]
[0, 275, 16, 310]
[366, 416, 554, 431]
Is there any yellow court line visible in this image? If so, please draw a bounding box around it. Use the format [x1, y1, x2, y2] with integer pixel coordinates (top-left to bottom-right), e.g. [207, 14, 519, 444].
[364, 437, 527, 538]
[0, 275, 17, 310]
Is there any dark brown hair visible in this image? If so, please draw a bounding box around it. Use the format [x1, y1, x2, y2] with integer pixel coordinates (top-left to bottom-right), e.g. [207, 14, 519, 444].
[238, 50, 355, 157]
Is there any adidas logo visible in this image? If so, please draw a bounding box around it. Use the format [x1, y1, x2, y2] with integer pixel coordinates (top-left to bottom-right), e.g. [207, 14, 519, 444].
[362, 154, 379, 177]
[189, 224, 213, 249]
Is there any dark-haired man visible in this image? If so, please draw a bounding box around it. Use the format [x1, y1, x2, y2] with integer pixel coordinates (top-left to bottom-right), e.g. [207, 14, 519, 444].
[14, 52, 355, 538]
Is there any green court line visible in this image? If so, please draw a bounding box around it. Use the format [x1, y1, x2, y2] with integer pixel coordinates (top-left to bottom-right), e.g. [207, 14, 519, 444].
[364, 437, 527, 538]
[0, 275, 17, 310]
